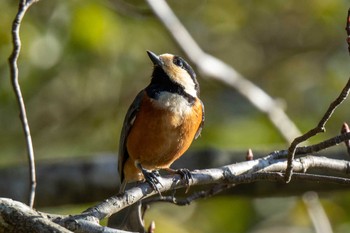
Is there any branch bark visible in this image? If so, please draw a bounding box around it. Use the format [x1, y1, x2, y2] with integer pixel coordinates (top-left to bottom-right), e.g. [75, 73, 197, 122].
[0, 198, 72, 233]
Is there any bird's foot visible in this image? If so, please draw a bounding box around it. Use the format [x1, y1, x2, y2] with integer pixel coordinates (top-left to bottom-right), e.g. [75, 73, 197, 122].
[176, 168, 193, 187]
[165, 168, 193, 193]
[136, 163, 162, 194]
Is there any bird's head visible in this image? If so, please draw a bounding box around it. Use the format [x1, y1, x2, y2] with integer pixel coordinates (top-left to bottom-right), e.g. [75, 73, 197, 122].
[147, 51, 199, 98]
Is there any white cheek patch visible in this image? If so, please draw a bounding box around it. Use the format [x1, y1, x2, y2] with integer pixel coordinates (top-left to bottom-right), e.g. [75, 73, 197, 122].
[179, 72, 197, 97]
[159, 54, 197, 98]
[168, 68, 197, 98]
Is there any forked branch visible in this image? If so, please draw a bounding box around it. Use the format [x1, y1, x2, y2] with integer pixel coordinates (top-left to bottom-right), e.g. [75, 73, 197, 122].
[285, 78, 350, 182]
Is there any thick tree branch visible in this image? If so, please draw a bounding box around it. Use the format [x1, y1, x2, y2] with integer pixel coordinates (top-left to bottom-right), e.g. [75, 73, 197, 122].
[145, 0, 301, 143]
[8, 0, 38, 208]
[0, 198, 72, 233]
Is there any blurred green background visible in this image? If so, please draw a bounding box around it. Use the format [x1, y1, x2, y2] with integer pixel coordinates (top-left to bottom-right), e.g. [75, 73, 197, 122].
[1, 0, 350, 232]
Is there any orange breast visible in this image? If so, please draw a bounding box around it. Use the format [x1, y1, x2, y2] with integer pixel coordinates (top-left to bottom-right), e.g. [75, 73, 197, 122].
[126, 94, 202, 176]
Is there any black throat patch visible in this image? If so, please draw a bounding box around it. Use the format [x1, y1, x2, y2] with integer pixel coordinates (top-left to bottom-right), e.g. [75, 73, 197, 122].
[146, 66, 196, 104]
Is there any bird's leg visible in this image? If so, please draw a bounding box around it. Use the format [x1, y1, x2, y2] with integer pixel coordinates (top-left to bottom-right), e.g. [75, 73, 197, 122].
[164, 168, 193, 193]
[136, 162, 162, 194]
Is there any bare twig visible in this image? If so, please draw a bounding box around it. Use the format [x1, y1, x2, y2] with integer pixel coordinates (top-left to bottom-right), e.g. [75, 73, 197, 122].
[259, 132, 350, 162]
[145, 0, 301, 143]
[8, 0, 38, 208]
[341, 123, 350, 156]
[236, 172, 350, 185]
[145, 184, 234, 206]
[285, 78, 350, 183]
[142, 189, 222, 230]
[303, 192, 333, 233]
[295, 132, 350, 156]
[346, 8, 350, 54]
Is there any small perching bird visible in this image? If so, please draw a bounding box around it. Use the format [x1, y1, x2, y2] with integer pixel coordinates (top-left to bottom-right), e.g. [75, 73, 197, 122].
[118, 51, 204, 193]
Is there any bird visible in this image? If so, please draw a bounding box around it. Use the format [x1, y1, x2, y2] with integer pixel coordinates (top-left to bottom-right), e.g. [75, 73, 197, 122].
[118, 50, 204, 193]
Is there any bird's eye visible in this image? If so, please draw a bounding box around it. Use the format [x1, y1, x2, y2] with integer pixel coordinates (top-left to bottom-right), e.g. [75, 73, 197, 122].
[173, 57, 184, 68]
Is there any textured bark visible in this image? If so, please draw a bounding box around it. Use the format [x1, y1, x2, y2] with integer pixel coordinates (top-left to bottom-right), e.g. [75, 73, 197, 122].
[0, 198, 71, 233]
[1, 149, 349, 208]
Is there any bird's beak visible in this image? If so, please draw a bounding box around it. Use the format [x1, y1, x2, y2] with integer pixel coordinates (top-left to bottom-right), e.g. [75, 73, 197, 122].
[147, 51, 163, 66]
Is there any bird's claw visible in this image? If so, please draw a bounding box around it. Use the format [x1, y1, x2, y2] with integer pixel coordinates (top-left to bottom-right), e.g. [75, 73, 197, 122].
[137, 164, 162, 194]
[175, 168, 193, 192]
[143, 170, 162, 194]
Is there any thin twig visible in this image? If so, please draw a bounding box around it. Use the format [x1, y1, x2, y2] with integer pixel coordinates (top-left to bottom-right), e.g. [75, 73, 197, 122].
[145, 0, 301, 143]
[346, 8, 350, 54]
[341, 123, 350, 156]
[8, 0, 38, 208]
[285, 78, 350, 183]
[261, 132, 350, 162]
[144, 184, 234, 206]
[235, 172, 350, 185]
[296, 132, 350, 155]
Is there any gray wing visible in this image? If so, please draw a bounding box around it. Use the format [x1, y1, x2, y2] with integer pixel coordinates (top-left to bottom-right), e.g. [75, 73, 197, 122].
[118, 90, 145, 184]
[194, 99, 205, 139]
